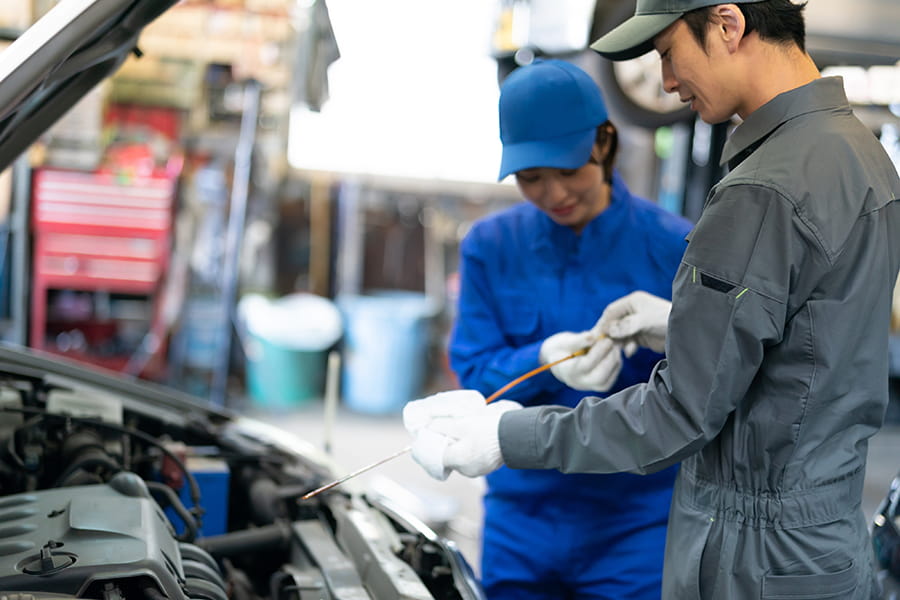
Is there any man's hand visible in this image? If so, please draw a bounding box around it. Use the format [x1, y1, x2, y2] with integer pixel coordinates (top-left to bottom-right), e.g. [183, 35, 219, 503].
[433, 400, 522, 477]
[595, 291, 671, 355]
[540, 331, 622, 392]
[402, 391, 522, 479]
[402, 389, 486, 433]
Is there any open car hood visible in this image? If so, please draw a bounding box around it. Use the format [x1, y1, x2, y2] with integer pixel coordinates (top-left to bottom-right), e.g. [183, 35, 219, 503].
[0, 0, 178, 173]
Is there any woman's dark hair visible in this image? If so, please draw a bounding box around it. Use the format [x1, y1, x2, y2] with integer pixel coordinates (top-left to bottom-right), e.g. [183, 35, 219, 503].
[588, 121, 617, 183]
[682, 0, 807, 52]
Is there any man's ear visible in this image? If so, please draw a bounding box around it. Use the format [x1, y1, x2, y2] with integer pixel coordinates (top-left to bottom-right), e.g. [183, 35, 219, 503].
[711, 4, 746, 53]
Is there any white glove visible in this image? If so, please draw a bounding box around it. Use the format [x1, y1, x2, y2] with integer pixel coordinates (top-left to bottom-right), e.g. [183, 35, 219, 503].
[402, 389, 488, 480]
[402, 389, 486, 432]
[430, 400, 523, 478]
[403, 391, 522, 480]
[409, 428, 453, 480]
[539, 330, 622, 392]
[595, 291, 671, 355]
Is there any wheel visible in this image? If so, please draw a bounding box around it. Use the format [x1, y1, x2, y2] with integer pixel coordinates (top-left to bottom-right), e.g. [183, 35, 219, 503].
[492, 0, 693, 129]
[591, 0, 693, 129]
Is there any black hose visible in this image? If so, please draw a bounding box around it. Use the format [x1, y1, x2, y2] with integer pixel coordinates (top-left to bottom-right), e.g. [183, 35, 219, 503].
[1, 406, 203, 511]
[196, 520, 292, 557]
[142, 585, 168, 600]
[79, 418, 203, 509]
[56, 454, 121, 487]
[56, 470, 104, 486]
[146, 480, 199, 543]
[5, 414, 43, 469]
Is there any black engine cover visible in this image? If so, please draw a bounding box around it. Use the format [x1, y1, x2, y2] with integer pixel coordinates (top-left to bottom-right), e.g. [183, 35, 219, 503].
[0, 473, 188, 598]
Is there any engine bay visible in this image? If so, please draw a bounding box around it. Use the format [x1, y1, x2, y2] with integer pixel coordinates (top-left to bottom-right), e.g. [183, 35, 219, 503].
[0, 363, 481, 600]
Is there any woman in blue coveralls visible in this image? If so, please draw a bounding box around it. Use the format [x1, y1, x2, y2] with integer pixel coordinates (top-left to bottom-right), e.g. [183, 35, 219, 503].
[449, 59, 693, 599]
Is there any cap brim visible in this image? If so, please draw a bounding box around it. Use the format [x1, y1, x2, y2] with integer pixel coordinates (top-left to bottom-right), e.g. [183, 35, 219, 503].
[498, 129, 595, 181]
[590, 13, 682, 61]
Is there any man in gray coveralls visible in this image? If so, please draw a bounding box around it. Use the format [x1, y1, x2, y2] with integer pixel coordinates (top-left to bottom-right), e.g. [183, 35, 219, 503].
[403, 1, 900, 598]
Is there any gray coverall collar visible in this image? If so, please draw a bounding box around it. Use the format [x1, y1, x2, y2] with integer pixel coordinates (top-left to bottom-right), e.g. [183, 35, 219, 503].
[721, 77, 851, 169]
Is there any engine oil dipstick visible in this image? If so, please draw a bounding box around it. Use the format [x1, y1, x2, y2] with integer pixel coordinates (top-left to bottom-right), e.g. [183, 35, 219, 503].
[300, 345, 592, 500]
[484, 345, 590, 403]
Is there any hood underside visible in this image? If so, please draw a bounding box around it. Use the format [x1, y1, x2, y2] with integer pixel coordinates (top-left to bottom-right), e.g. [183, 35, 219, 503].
[0, 0, 178, 173]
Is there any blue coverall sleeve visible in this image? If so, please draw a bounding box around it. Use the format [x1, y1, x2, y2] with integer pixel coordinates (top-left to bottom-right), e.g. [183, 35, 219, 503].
[449, 230, 564, 404]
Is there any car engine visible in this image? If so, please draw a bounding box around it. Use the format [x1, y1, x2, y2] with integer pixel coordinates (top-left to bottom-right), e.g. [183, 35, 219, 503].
[0, 474, 226, 600]
[0, 365, 481, 600]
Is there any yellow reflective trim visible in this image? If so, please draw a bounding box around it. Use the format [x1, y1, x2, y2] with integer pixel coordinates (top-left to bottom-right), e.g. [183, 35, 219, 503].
[692, 267, 697, 283]
[736, 288, 749, 299]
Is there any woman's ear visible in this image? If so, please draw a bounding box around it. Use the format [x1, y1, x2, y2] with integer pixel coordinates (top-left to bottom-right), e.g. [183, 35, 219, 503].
[712, 4, 746, 53]
[592, 126, 614, 160]
[589, 144, 606, 168]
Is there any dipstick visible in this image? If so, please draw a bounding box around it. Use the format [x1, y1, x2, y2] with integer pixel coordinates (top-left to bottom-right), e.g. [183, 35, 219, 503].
[484, 346, 588, 403]
[300, 346, 592, 500]
[300, 445, 413, 500]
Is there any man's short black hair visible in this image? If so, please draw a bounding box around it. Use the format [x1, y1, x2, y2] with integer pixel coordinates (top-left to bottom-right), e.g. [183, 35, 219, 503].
[682, 1, 807, 52]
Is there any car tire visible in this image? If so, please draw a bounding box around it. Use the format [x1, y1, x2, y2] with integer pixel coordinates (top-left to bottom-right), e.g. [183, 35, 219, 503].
[590, 0, 694, 129]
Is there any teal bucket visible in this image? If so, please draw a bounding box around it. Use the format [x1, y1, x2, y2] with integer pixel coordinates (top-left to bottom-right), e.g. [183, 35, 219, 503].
[245, 335, 328, 410]
[239, 293, 342, 411]
[338, 291, 437, 414]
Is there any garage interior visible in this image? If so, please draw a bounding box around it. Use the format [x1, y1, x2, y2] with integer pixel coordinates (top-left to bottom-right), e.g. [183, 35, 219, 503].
[0, 0, 897, 593]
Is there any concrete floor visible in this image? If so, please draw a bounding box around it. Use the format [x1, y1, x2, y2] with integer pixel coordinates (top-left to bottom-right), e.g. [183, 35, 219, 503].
[246, 400, 900, 579]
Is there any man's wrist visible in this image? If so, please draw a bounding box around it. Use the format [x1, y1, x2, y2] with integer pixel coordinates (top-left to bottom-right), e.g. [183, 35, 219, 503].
[497, 406, 540, 468]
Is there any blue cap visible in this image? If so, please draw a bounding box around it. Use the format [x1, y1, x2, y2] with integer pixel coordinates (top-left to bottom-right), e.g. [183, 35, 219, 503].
[498, 59, 608, 181]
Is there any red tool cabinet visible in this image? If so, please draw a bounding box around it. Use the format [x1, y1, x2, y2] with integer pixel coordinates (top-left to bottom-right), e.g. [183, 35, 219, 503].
[30, 166, 178, 375]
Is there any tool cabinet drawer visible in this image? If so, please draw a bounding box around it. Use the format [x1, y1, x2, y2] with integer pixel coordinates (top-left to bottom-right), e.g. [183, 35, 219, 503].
[36, 254, 162, 289]
[32, 167, 175, 234]
[34, 233, 166, 290]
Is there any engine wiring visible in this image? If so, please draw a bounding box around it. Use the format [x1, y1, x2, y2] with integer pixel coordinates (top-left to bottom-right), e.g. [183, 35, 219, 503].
[0, 404, 204, 525]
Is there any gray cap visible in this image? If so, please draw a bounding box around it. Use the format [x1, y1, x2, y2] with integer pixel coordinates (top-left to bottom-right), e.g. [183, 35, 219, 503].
[590, 0, 766, 61]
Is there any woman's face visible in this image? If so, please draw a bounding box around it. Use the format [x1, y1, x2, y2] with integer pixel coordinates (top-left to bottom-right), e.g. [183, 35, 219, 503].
[514, 148, 609, 233]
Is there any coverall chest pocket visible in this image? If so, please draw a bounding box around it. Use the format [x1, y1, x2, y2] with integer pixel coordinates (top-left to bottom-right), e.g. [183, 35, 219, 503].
[496, 291, 541, 344]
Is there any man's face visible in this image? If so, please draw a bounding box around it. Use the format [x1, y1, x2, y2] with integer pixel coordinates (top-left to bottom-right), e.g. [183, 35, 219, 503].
[653, 19, 740, 124]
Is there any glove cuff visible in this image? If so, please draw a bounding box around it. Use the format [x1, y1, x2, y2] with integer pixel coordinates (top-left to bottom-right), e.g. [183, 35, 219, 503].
[483, 433, 505, 473]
